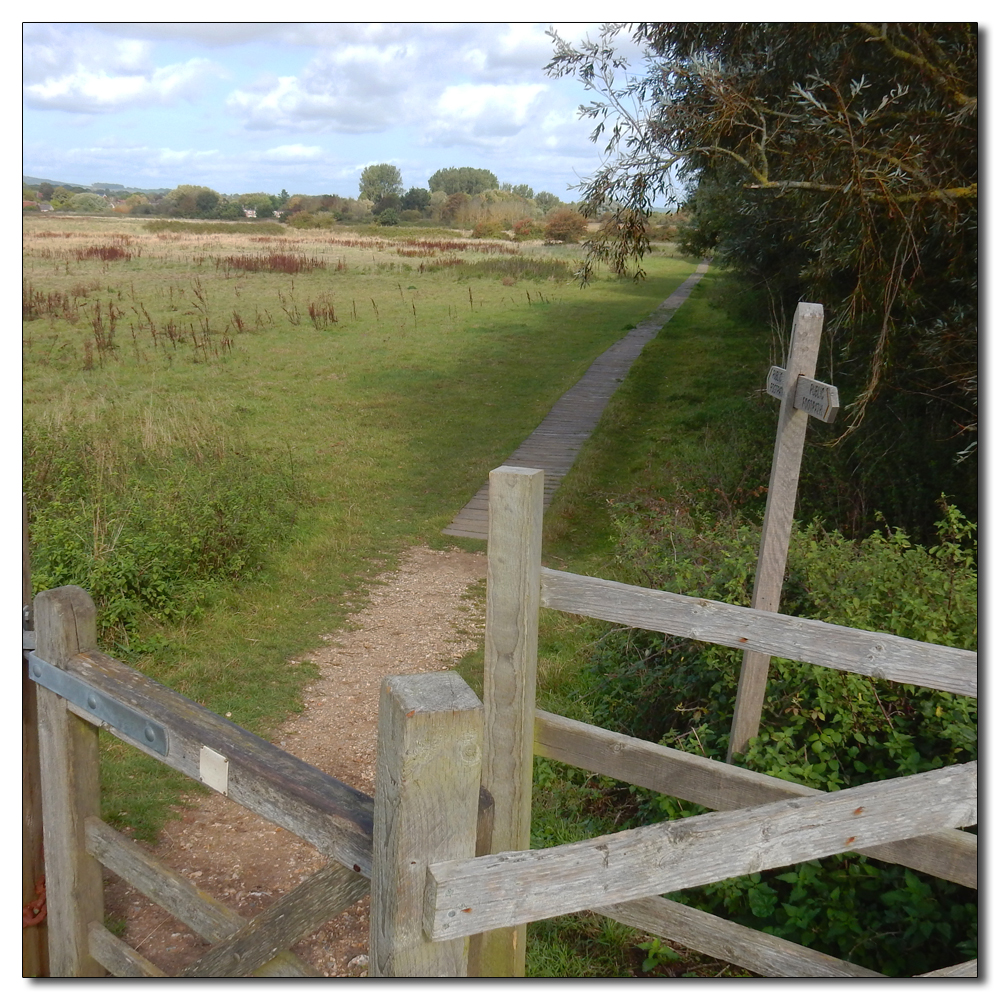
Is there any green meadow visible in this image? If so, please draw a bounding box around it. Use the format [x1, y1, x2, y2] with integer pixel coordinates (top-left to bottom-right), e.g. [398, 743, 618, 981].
[22, 214, 701, 837]
[24, 219, 974, 976]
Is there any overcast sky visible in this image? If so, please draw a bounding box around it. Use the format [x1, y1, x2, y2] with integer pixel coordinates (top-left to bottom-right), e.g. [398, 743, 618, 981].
[22, 21, 652, 201]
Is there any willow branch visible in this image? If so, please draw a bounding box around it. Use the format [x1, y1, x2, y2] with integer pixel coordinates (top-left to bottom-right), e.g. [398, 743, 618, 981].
[855, 23, 976, 108]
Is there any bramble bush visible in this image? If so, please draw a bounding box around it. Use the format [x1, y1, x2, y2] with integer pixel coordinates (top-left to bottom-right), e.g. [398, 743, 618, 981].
[544, 208, 589, 244]
[24, 422, 306, 655]
[471, 219, 507, 240]
[576, 495, 976, 975]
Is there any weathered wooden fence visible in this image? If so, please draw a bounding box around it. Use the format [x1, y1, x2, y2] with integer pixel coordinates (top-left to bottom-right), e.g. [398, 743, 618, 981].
[24, 462, 977, 976]
[419, 466, 977, 978]
[23, 381, 977, 979]
[28, 585, 375, 977]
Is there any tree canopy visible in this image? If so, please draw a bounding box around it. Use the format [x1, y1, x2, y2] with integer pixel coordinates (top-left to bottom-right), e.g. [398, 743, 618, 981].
[428, 166, 499, 196]
[401, 186, 431, 211]
[547, 22, 978, 533]
[359, 163, 403, 203]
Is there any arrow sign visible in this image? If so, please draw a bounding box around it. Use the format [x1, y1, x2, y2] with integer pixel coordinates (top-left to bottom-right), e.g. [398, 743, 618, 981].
[766, 366, 840, 423]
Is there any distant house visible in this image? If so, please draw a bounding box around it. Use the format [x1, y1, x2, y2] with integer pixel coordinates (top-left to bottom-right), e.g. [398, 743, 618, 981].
[243, 208, 257, 218]
[40, 203, 54, 212]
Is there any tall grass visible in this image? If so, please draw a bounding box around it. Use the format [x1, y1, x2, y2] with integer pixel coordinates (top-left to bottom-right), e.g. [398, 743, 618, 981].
[24, 397, 305, 654]
[453, 256, 573, 282]
[143, 219, 286, 235]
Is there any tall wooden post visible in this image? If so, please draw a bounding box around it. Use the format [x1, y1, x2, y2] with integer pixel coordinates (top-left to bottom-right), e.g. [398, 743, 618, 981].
[477, 466, 544, 976]
[33, 586, 106, 977]
[22, 498, 49, 976]
[728, 303, 825, 761]
[370, 672, 483, 977]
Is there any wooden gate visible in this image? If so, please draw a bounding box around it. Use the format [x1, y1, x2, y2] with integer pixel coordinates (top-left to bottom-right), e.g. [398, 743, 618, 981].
[29, 585, 373, 977]
[27, 584, 495, 977]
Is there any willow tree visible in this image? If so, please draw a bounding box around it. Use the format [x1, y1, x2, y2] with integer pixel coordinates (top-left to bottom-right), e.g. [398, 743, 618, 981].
[548, 23, 978, 534]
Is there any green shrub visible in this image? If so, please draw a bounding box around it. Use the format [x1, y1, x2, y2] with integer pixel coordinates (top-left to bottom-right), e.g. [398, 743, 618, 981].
[24, 421, 306, 655]
[590, 495, 976, 770]
[575, 497, 977, 974]
[286, 211, 318, 229]
[471, 219, 505, 239]
[544, 208, 589, 243]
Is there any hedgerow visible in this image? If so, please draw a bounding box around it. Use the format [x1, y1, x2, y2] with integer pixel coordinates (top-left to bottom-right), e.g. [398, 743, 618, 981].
[575, 496, 976, 975]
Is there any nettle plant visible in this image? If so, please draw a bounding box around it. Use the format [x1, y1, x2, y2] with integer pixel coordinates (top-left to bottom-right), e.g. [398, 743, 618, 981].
[578, 496, 976, 975]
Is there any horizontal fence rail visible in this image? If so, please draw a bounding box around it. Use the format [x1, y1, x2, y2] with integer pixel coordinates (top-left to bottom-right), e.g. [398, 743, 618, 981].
[594, 895, 885, 978]
[423, 761, 976, 941]
[540, 568, 977, 697]
[533, 710, 977, 888]
[38, 645, 375, 877]
[31, 585, 379, 979]
[86, 818, 362, 977]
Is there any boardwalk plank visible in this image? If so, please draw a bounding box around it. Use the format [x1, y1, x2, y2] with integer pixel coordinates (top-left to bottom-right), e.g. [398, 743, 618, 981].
[443, 263, 710, 539]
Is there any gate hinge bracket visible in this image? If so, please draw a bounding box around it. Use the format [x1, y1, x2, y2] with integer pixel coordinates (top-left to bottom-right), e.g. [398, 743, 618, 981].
[27, 652, 168, 756]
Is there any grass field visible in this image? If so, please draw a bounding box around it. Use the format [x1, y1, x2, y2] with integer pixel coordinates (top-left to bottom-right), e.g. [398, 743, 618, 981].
[22, 213, 701, 840]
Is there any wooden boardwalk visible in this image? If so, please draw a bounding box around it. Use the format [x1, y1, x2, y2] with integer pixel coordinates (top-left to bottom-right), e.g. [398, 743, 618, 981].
[443, 261, 710, 539]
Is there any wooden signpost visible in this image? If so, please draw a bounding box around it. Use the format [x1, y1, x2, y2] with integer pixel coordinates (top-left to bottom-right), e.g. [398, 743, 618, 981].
[727, 303, 839, 762]
[765, 366, 840, 424]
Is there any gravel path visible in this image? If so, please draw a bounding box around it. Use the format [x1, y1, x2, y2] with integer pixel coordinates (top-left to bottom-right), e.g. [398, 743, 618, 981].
[105, 545, 487, 977]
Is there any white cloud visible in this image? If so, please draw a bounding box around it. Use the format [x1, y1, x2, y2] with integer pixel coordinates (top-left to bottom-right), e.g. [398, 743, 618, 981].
[220, 24, 595, 136]
[257, 144, 324, 162]
[23, 24, 151, 84]
[426, 83, 548, 145]
[90, 22, 294, 46]
[226, 44, 416, 133]
[23, 23, 224, 113]
[25, 59, 220, 113]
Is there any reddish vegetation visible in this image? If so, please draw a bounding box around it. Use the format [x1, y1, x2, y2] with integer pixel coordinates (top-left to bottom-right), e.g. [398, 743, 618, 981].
[308, 300, 338, 328]
[216, 252, 326, 274]
[75, 245, 133, 262]
[22, 281, 80, 322]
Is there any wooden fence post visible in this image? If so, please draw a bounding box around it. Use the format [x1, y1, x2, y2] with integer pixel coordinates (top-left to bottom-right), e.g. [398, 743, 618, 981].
[33, 586, 106, 977]
[477, 466, 543, 976]
[23, 498, 49, 977]
[728, 303, 824, 761]
[370, 672, 483, 977]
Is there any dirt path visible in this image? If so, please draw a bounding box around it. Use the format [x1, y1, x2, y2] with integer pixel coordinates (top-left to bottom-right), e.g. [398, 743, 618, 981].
[104, 545, 487, 977]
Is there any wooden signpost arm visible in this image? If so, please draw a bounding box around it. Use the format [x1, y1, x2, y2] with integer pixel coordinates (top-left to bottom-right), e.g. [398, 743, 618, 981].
[728, 303, 825, 762]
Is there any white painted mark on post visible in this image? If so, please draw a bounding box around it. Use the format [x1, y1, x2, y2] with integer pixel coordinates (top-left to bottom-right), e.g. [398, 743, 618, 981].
[199, 745, 229, 794]
[766, 366, 840, 423]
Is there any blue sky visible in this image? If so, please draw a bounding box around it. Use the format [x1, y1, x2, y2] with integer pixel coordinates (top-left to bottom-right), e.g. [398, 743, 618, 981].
[22, 21, 652, 201]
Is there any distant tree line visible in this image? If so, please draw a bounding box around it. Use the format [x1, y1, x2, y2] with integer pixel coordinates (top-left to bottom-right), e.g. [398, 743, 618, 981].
[23, 165, 571, 232]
